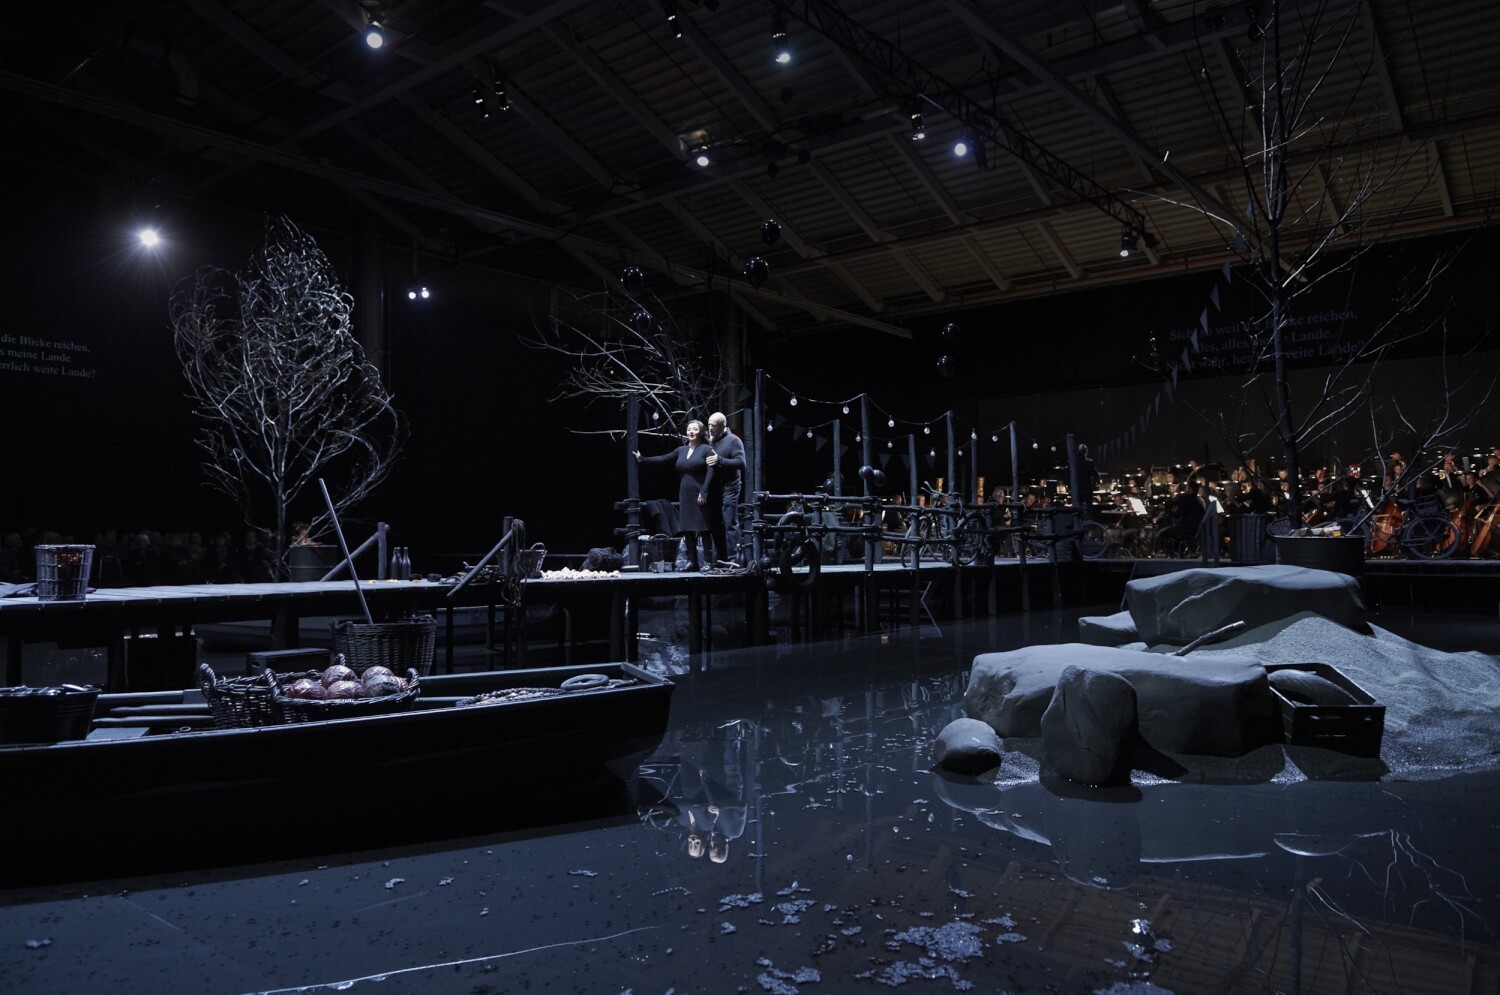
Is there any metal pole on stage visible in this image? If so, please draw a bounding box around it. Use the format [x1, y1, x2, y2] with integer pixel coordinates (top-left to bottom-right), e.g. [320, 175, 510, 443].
[970, 440, 979, 503]
[625, 394, 641, 567]
[1067, 432, 1082, 511]
[832, 421, 842, 496]
[946, 412, 956, 498]
[753, 369, 765, 567]
[832, 420, 842, 565]
[1011, 421, 1028, 611]
[908, 433, 919, 504]
[1009, 422, 1021, 499]
[377, 521, 388, 581]
[861, 396, 876, 571]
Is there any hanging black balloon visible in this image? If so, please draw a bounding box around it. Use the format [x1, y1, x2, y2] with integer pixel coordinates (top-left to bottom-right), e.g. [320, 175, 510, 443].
[941, 322, 960, 345]
[630, 308, 654, 333]
[761, 219, 782, 245]
[745, 256, 770, 289]
[936, 354, 956, 378]
[622, 265, 645, 293]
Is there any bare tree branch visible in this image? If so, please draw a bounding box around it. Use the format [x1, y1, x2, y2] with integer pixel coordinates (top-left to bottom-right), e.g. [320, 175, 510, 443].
[171, 217, 407, 576]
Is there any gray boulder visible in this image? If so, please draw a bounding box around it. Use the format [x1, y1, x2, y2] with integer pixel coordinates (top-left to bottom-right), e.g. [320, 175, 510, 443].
[933, 718, 1004, 775]
[1125, 564, 1365, 646]
[1041, 666, 1138, 785]
[965, 643, 1277, 756]
[1079, 610, 1138, 647]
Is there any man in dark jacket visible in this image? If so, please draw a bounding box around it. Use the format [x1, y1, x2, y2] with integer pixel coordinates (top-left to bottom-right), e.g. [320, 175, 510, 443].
[705, 412, 746, 566]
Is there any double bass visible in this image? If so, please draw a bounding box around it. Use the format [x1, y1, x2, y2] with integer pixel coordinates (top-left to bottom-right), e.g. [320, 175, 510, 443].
[1366, 495, 1402, 555]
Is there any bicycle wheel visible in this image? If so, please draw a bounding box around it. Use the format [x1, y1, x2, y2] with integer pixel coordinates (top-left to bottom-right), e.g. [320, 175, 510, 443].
[1079, 521, 1110, 559]
[1403, 515, 1460, 559]
[953, 513, 986, 566]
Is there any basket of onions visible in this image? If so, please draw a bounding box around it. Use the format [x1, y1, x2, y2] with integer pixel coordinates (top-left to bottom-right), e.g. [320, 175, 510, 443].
[271, 661, 421, 723]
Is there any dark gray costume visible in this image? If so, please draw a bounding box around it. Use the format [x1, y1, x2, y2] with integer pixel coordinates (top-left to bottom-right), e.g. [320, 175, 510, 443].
[640, 444, 716, 567]
[708, 429, 747, 564]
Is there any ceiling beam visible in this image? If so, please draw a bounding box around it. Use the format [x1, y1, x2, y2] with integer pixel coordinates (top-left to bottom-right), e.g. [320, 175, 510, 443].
[1037, 222, 1083, 280]
[946, 0, 1239, 242]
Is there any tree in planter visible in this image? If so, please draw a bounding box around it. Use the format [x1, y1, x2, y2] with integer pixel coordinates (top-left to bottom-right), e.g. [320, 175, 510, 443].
[171, 216, 405, 577]
[1157, 0, 1490, 526]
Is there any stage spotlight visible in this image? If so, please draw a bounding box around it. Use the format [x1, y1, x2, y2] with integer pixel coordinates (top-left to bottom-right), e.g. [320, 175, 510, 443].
[771, 11, 790, 64]
[137, 227, 161, 248]
[664, 2, 681, 38]
[407, 289, 416, 300]
[693, 145, 711, 167]
[364, 19, 385, 49]
[953, 136, 968, 158]
[909, 103, 926, 142]
[1120, 227, 1139, 257]
[420, 286, 430, 299]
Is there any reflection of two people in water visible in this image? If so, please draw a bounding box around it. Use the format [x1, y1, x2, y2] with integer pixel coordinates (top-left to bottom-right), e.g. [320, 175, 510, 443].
[640, 727, 749, 864]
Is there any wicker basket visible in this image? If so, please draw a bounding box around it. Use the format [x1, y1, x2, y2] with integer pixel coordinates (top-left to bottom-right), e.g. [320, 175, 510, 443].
[198, 663, 319, 729]
[271, 669, 421, 723]
[331, 615, 437, 677]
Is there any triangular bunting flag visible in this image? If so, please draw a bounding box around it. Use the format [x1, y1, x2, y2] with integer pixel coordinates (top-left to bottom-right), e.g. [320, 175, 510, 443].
[1191, 328, 1200, 351]
[1199, 309, 1209, 333]
[1170, 365, 1179, 389]
[815, 436, 828, 452]
[1181, 348, 1193, 373]
[1210, 286, 1221, 310]
[737, 387, 753, 405]
[773, 414, 788, 428]
[878, 452, 893, 469]
[1221, 260, 1233, 282]
[1154, 392, 1162, 415]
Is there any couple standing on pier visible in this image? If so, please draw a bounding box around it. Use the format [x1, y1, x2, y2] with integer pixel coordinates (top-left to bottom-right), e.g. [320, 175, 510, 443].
[634, 412, 746, 571]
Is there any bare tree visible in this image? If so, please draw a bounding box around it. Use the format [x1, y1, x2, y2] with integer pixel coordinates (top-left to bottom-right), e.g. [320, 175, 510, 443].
[171, 216, 405, 575]
[520, 287, 731, 438]
[1151, 0, 1489, 521]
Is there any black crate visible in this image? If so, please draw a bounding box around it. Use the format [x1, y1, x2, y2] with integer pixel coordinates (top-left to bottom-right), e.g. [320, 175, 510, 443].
[246, 647, 332, 677]
[1266, 662, 1385, 757]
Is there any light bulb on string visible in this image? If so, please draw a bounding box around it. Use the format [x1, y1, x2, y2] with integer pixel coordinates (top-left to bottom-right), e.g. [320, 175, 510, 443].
[923, 426, 930, 435]
[842, 405, 849, 414]
[971, 431, 977, 440]
[855, 433, 861, 442]
[958, 449, 963, 457]
[1032, 441, 1038, 449]
[886, 440, 894, 449]
[991, 434, 999, 443]
[806, 430, 812, 439]
[929, 449, 936, 459]
[652, 411, 659, 421]
[887, 418, 895, 428]
[789, 395, 798, 407]
[1051, 445, 1057, 453]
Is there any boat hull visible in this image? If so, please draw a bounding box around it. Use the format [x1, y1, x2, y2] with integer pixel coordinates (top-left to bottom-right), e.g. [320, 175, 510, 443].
[0, 663, 672, 886]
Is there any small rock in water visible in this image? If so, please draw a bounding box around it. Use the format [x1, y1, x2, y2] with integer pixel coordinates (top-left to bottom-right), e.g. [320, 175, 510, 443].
[932, 718, 1003, 775]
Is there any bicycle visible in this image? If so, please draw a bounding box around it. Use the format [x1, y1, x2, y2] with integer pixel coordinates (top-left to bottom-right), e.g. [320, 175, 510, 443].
[897, 484, 969, 567]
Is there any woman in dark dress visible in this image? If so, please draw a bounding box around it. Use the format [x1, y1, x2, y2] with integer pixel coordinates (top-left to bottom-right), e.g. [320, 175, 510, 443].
[635, 419, 716, 570]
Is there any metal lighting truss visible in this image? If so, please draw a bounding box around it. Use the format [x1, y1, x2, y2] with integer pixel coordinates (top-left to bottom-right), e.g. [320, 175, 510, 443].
[788, 0, 1152, 237]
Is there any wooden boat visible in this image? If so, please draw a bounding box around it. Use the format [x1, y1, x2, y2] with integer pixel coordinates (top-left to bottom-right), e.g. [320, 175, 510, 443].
[0, 663, 672, 887]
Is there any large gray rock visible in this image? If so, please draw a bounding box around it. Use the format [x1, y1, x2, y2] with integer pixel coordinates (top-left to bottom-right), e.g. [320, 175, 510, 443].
[932, 718, 1004, 775]
[1041, 667, 1137, 785]
[1079, 610, 1138, 647]
[1125, 564, 1365, 646]
[965, 643, 1277, 756]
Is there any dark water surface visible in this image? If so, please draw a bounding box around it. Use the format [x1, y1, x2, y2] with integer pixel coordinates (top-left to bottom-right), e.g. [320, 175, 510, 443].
[3, 611, 1498, 994]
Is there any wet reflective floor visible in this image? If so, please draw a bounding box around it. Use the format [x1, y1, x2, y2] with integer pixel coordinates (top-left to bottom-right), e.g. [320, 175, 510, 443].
[3, 609, 1499, 994]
